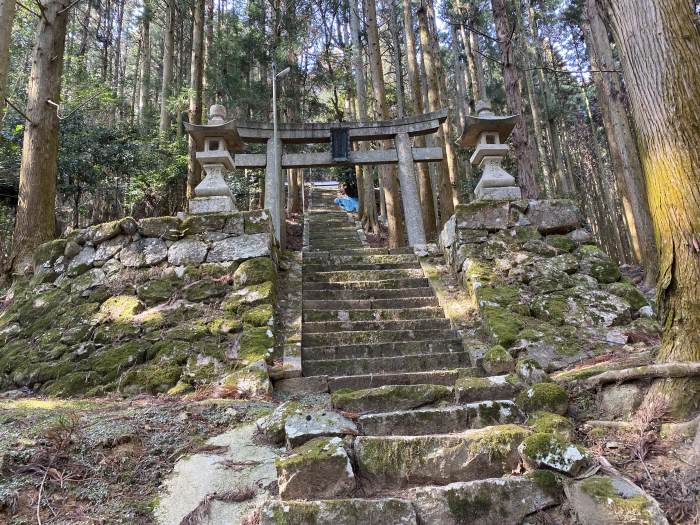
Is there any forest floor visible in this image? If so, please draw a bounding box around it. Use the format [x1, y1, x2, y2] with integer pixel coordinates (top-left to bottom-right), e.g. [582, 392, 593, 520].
[0, 395, 274, 524]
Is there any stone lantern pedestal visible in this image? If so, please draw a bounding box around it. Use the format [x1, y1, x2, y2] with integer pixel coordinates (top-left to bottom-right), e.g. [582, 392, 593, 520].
[460, 100, 522, 201]
[185, 104, 244, 214]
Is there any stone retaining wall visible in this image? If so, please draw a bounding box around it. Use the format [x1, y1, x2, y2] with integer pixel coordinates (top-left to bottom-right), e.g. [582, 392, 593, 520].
[441, 200, 657, 374]
[0, 210, 280, 397]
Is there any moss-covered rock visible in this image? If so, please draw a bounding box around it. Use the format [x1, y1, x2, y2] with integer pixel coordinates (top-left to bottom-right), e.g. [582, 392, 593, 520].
[332, 384, 453, 413]
[139, 216, 181, 240]
[223, 360, 272, 397]
[531, 294, 569, 325]
[607, 282, 648, 311]
[33, 239, 67, 271]
[528, 411, 574, 440]
[242, 210, 271, 234]
[242, 304, 274, 327]
[223, 280, 275, 312]
[257, 400, 304, 443]
[85, 341, 150, 382]
[236, 326, 275, 363]
[122, 362, 182, 394]
[482, 306, 524, 347]
[182, 278, 228, 302]
[208, 315, 243, 334]
[233, 257, 276, 288]
[136, 276, 179, 304]
[589, 259, 622, 284]
[99, 295, 144, 322]
[482, 345, 515, 375]
[518, 432, 589, 475]
[180, 213, 228, 234]
[517, 383, 569, 415]
[546, 235, 576, 253]
[475, 285, 520, 307]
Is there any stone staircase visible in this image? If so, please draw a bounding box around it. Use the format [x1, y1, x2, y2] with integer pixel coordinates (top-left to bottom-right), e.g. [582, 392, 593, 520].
[260, 186, 562, 524]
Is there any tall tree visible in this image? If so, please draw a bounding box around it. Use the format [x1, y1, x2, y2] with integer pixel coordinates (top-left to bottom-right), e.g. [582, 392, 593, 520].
[365, 0, 404, 248]
[584, 0, 658, 285]
[188, 0, 206, 198]
[402, 0, 436, 240]
[490, 0, 540, 198]
[159, 0, 177, 135]
[138, 2, 152, 130]
[0, 0, 16, 121]
[10, 0, 72, 272]
[599, 0, 700, 417]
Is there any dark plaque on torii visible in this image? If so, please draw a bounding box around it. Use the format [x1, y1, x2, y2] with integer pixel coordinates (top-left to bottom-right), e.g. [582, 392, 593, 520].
[330, 128, 350, 162]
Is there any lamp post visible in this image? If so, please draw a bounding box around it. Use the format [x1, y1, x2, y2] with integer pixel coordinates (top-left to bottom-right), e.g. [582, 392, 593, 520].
[267, 62, 291, 244]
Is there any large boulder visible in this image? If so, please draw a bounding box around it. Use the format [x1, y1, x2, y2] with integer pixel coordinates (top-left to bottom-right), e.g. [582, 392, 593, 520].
[167, 238, 208, 265]
[285, 410, 359, 448]
[456, 202, 510, 232]
[207, 233, 270, 263]
[119, 238, 168, 267]
[518, 432, 590, 476]
[526, 200, 581, 234]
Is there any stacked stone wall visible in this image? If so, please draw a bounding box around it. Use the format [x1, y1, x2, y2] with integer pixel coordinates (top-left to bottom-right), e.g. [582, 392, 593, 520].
[441, 199, 657, 373]
[0, 210, 279, 397]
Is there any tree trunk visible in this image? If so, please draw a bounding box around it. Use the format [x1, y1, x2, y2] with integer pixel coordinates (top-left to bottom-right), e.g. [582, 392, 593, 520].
[599, 0, 700, 417]
[203, 0, 214, 109]
[417, 2, 454, 227]
[402, 0, 436, 240]
[350, 0, 379, 234]
[159, 0, 176, 135]
[461, 1, 486, 102]
[450, 23, 468, 126]
[0, 0, 17, 121]
[585, 0, 659, 286]
[10, 0, 71, 273]
[387, 1, 405, 118]
[365, 0, 404, 248]
[187, 0, 205, 199]
[490, 0, 540, 198]
[138, 5, 152, 130]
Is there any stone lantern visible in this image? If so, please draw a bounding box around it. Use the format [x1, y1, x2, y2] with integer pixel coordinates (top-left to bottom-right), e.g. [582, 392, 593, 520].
[184, 104, 244, 214]
[459, 99, 522, 201]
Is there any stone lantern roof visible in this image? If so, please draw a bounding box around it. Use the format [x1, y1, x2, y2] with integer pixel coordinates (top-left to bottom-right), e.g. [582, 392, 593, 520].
[184, 104, 245, 153]
[459, 100, 518, 148]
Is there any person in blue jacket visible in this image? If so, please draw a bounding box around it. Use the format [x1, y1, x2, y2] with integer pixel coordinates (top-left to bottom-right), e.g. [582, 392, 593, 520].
[334, 182, 359, 212]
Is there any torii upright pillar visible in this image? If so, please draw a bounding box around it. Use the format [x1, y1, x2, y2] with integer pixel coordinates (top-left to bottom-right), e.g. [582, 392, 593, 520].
[395, 132, 427, 246]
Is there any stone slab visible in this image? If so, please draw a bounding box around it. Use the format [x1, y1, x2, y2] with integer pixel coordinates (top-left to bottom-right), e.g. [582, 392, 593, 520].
[189, 195, 237, 215]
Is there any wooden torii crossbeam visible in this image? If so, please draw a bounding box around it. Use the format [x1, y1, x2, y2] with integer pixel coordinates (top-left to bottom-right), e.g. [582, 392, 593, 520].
[232, 109, 448, 247]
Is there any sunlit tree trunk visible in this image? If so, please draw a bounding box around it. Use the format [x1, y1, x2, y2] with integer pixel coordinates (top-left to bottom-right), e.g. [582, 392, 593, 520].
[365, 0, 405, 248]
[0, 0, 17, 121]
[600, 0, 700, 417]
[402, 0, 436, 240]
[187, 0, 205, 199]
[10, 0, 71, 273]
[490, 0, 539, 198]
[159, 0, 176, 135]
[417, 2, 454, 226]
[350, 0, 379, 234]
[584, 0, 658, 286]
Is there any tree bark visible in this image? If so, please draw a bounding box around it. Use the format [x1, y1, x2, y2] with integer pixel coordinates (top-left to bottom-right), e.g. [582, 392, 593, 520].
[10, 0, 71, 273]
[417, 2, 454, 227]
[350, 0, 379, 234]
[599, 0, 700, 417]
[138, 4, 152, 130]
[402, 0, 436, 240]
[365, 0, 405, 248]
[490, 0, 540, 198]
[584, 0, 659, 286]
[159, 0, 176, 135]
[0, 0, 17, 121]
[187, 0, 205, 199]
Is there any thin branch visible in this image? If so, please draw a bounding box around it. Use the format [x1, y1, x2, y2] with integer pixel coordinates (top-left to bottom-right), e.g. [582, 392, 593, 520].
[4, 98, 31, 123]
[58, 0, 86, 14]
[15, 0, 40, 17]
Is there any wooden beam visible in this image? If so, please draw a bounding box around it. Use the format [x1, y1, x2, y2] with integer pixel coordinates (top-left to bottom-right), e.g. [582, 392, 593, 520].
[233, 147, 443, 170]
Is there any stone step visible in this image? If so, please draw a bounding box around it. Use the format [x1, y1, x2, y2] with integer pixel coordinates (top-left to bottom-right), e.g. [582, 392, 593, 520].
[303, 268, 425, 283]
[302, 339, 463, 361]
[304, 262, 422, 272]
[357, 400, 524, 435]
[302, 328, 458, 348]
[303, 253, 418, 265]
[261, 498, 417, 525]
[331, 383, 454, 413]
[310, 247, 415, 256]
[326, 369, 479, 392]
[303, 277, 434, 295]
[303, 306, 446, 323]
[410, 476, 561, 525]
[302, 296, 439, 311]
[302, 350, 470, 376]
[455, 374, 524, 403]
[354, 425, 531, 492]
[302, 318, 452, 334]
[302, 286, 435, 301]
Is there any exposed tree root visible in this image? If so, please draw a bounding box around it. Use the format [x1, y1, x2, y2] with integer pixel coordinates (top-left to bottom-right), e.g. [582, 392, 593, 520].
[581, 362, 700, 389]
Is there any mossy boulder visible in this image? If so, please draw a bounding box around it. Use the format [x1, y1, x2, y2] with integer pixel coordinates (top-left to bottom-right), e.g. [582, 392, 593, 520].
[528, 411, 574, 440]
[44, 371, 96, 396]
[223, 360, 272, 397]
[242, 210, 271, 234]
[85, 341, 150, 382]
[122, 362, 182, 394]
[208, 316, 243, 334]
[139, 216, 181, 240]
[518, 432, 589, 475]
[233, 257, 276, 288]
[515, 358, 549, 385]
[607, 282, 648, 311]
[257, 400, 304, 443]
[223, 281, 276, 312]
[546, 235, 576, 253]
[531, 294, 569, 325]
[136, 276, 179, 304]
[475, 285, 519, 307]
[180, 213, 228, 234]
[99, 295, 144, 322]
[33, 239, 67, 271]
[517, 383, 568, 415]
[182, 278, 228, 302]
[242, 304, 274, 327]
[235, 326, 275, 364]
[482, 345, 515, 375]
[589, 259, 622, 284]
[482, 306, 524, 347]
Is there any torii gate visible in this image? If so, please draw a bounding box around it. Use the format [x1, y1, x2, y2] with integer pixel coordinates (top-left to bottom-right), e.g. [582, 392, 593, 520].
[186, 107, 448, 247]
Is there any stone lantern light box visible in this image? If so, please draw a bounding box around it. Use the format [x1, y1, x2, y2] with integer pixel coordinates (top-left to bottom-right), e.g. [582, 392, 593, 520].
[184, 104, 244, 214]
[460, 99, 522, 201]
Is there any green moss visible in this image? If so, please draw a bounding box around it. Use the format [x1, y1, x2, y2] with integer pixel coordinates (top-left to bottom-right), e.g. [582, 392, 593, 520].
[476, 285, 520, 307]
[185, 262, 237, 281]
[276, 436, 344, 470]
[482, 306, 525, 347]
[223, 281, 275, 312]
[208, 316, 243, 334]
[529, 411, 574, 438]
[242, 304, 273, 327]
[242, 210, 271, 234]
[531, 295, 568, 325]
[237, 326, 275, 363]
[577, 245, 607, 258]
[607, 282, 648, 310]
[446, 483, 493, 521]
[222, 362, 271, 396]
[546, 235, 576, 253]
[164, 322, 209, 342]
[44, 371, 96, 396]
[99, 295, 144, 321]
[181, 213, 228, 234]
[579, 477, 653, 523]
[33, 239, 67, 270]
[519, 432, 588, 473]
[482, 345, 515, 374]
[167, 381, 193, 396]
[527, 469, 562, 493]
[468, 424, 532, 461]
[139, 216, 181, 240]
[233, 257, 276, 288]
[331, 384, 452, 412]
[136, 276, 179, 304]
[183, 278, 228, 302]
[93, 322, 141, 344]
[516, 383, 569, 415]
[85, 341, 149, 382]
[123, 362, 182, 394]
[590, 259, 622, 284]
